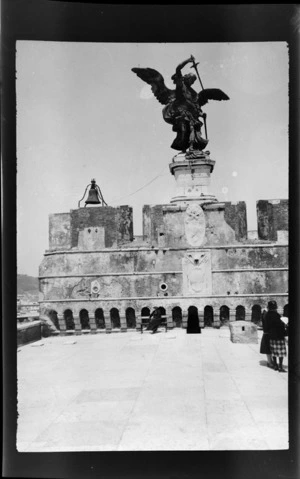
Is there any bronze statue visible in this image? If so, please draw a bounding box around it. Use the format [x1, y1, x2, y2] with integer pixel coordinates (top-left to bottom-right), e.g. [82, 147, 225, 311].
[132, 55, 229, 154]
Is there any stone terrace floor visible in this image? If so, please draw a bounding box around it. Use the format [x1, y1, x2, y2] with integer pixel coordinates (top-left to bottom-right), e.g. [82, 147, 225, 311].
[17, 328, 288, 452]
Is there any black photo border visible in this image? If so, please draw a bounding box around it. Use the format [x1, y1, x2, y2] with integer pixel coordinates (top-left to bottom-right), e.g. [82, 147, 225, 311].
[2, 2, 300, 478]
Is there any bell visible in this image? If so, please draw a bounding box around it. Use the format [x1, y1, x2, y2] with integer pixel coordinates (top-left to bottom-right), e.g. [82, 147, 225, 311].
[85, 179, 101, 205]
[78, 178, 108, 208]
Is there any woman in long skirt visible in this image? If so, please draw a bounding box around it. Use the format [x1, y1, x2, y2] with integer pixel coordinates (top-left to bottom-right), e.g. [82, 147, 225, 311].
[264, 301, 287, 372]
[260, 309, 273, 368]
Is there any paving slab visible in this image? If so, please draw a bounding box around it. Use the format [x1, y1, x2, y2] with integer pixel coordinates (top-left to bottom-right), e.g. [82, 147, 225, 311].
[17, 328, 289, 451]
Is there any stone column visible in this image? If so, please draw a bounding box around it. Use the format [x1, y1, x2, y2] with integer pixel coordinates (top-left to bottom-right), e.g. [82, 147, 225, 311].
[104, 311, 112, 333]
[166, 308, 173, 330]
[213, 313, 220, 329]
[245, 311, 251, 322]
[136, 314, 142, 331]
[58, 315, 66, 335]
[182, 310, 188, 329]
[199, 311, 204, 329]
[120, 315, 127, 332]
[88, 309, 97, 334]
[74, 316, 82, 335]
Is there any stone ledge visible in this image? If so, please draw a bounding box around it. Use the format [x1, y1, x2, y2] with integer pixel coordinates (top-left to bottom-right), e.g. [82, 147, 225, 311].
[17, 321, 42, 346]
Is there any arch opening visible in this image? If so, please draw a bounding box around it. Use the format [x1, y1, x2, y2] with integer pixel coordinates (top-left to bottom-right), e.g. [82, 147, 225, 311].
[64, 309, 75, 330]
[141, 307, 150, 324]
[126, 307, 136, 329]
[48, 310, 60, 330]
[220, 305, 230, 327]
[187, 306, 201, 334]
[80, 309, 90, 330]
[172, 306, 182, 328]
[236, 305, 245, 321]
[95, 308, 105, 329]
[204, 306, 214, 328]
[251, 304, 261, 324]
[110, 308, 121, 329]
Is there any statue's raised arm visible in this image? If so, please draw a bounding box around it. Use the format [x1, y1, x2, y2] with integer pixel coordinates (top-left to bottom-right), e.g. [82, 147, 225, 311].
[132, 56, 229, 155]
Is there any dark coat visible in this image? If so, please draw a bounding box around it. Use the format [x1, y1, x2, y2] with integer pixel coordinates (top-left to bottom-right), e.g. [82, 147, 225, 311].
[147, 309, 162, 331]
[264, 310, 286, 340]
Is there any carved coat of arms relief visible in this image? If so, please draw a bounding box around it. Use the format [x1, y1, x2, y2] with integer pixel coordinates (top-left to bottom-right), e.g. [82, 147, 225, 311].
[184, 203, 206, 247]
[182, 250, 212, 295]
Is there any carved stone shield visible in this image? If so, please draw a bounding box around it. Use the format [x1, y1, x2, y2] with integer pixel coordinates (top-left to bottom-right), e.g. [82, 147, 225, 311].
[182, 250, 212, 295]
[184, 203, 206, 246]
[91, 280, 100, 294]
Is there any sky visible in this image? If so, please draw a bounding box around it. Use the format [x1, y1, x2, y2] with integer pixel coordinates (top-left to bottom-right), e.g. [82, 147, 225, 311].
[16, 42, 288, 277]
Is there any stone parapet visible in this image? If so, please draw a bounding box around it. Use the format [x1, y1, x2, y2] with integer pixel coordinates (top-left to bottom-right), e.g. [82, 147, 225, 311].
[257, 199, 288, 241]
[17, 321, 42, 346]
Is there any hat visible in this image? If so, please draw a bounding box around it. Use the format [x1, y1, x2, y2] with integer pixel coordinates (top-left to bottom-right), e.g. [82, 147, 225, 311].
[268, 301, 278, 310]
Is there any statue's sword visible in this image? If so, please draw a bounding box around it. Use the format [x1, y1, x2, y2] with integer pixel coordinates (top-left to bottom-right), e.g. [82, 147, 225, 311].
[190, 55, 208, 140]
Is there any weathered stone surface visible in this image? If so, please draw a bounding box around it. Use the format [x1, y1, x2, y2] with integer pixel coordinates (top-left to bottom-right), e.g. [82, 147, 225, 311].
[49, 213, 71, 251]
[39, 201, 288, 334]
[211, 245, 288, 270]
[169, 154, 217, 204]
[257, 199, 288, 241]
[203, 203, 236, 246]
[184, 204, 206, 246]
[224, 201, 248, 241]
[40, 315, 60, 337]
[17, 321, 42, 346]
[39, 243, 288, 303]
[49, 207, 134, 251]
[78, 227, 105, 250]
[229, 320, 258, 344]
[143, 203, 236, 247]
[212, 270, 288, 295]
[70, 206, 133, 249]
[182, 250, 212, 295]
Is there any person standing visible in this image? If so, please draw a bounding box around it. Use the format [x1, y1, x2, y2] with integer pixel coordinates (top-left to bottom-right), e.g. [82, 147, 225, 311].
[260, 308, 273, 368]
[264, 301, 287, 372]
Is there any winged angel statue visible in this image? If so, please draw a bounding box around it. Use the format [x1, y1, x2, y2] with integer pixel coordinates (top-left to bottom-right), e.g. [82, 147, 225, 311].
[132, 56, 229, 154]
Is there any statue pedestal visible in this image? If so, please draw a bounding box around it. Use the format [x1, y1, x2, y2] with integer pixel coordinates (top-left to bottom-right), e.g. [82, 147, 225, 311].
[169, 152, 218, 206]
[168, 151, 236, 245]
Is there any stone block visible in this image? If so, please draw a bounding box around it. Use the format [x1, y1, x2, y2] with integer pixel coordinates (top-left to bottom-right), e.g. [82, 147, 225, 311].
[224, 201, 248, 240]
[257, 199, 288, 241]
[49, 213, 71, 251]
[229, 320, 258, 344]
[78, 227, 105, 250]
[70, 206, 133, 249]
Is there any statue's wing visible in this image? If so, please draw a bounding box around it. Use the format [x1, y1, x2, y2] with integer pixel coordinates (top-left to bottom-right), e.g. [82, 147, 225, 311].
[132, 67, 175, 105]
[198, 88, 230, 107]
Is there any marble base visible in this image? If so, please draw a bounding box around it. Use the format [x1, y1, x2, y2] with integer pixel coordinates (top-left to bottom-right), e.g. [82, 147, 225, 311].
[169, 152, 218, 205]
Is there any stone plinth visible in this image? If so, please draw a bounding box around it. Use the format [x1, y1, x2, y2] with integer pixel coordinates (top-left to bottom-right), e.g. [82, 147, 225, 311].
[169, 152, 218, 205]
[229, 320, 258, 344]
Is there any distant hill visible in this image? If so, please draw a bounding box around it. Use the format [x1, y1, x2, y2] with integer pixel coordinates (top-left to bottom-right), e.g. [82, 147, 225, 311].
[17, 274, 39, 298]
